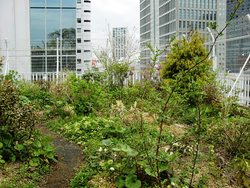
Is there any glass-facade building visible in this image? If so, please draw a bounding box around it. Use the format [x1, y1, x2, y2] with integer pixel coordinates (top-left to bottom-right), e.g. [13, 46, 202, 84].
[30, 0, 91, 73]
[226, 0, 250, 73]
[140, 0, 226, 71]
[112, 27, 128, 60]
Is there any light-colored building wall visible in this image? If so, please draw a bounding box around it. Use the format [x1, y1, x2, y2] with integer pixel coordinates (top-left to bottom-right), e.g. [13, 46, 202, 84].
[0, 0, 31, 74]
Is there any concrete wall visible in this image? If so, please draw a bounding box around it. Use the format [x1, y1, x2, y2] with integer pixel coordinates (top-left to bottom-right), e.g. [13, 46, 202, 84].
[0, 0, 31, 74]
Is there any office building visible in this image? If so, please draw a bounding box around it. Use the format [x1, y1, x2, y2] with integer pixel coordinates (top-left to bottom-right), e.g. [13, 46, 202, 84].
[112, 27, 128, 61]
[0, 0, 91, 75]
[140, 0, 227, 71]
[226, 0, 250, 73]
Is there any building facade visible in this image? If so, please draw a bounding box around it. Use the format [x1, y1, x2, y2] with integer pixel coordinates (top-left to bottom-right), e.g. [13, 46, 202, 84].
[140, 0, 227, 71]
[0, 0, 91, 75]
[226, 0, 250, 73]
[112, 27, 128, 61]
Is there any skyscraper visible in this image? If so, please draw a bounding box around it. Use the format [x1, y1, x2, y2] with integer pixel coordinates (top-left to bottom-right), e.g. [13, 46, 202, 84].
[112, 27, 128, 61]
[140, 0, 226, 71]
[226, 0, 250, 73]
[0, 0, 91, 75]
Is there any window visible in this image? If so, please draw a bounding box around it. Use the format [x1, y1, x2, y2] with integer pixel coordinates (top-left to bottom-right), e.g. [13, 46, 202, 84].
[179, 9, 182, 19]
[77, 59, 81, 64]
[210, 11, 213, 20]
[191, 10, 193, 19]
[183, 9, 186, 19]
[77, 69, 82, 74]
[190, 0, 193, 7]
[183, 0, 186, 7]
[179, 0, 182, 7]
[77, 28, 81, 33]
[77, 8, 81, 14]
[187, 0, 189, 7]
[84, 50, 91, 52]
[183, 21, 186, 28]
[77, 38, 81, 43]
[214, 11, 217, 20]
[84, 20, 91, 22]
[179, 21, 182, 28]
[77, 49, 81, 53]
[207, 0, 209, 8]
[84, 60, 91, 62]
[77, 18, 81, 23]
[84, 30, 91, 32]
[199, 10, 201, 20]
[195, 10, 197, 19]
[187, 10, 190, 19]
[84, 0, 91, 3]
[84, 10, 91, 12]
[77, 0, 81, 3]
[84, 40, 91, 42]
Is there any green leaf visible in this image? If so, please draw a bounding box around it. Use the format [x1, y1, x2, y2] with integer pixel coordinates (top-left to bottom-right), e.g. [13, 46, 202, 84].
[121, 145, 133, 153]
[33, 140, 42, 148]
[112, 148, 121, 152]
[114, 175, 126, 188]
[14, 144, 25, 151]
[125, 174, 141, 188]
[20, 154, 27, 161]
[46, 152, 54, 159]
[127, 150, 138, 157]
[102, 139, 112, 146]
[145, 167, 156, 177]
[10, 154, 16, 162]
[0, 142, 3, 149]
[29, 158, 40, 166]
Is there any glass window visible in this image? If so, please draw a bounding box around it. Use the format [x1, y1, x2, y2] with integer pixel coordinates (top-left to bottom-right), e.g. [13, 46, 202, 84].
[179, 9, 182, 19]
[30, 0, 45, 7]
[206, 11, 209, 20]
[199, 22, 201, 29]
[207, 0, 209, 8]
[187, 21, 190, 29]
[195, 21, 197, 30]
[199, 10, 201, 20]
[190, 0, 193, 7]
[77, 49, 81, 53]
[183, 9, 186, 19]
[77, 28, 81, 33]
[46, 9, 60, 51]
[77, 59, 81, 64]
[187, 10, 190, 19]
[187, 0, 189, 7]
[195, 10, 197, 19]
[202, 10, 205, 20]
[195, 0, 197, 8]
[214, 11, 217, 20]
[183, 21, 186, 28]
[210, 11, 213, 20]
[191, 10, 193, 19]
[183, 0, 186, 7]
[62, 0, 76, 7]
[77, 18, 81, 23]
[77, 8, 81, 14]
[179, 0, 182, 7]
[46, 0, 60, 7]
[214, 0, 217, 9]
[77, 0, 81, 3]
[191, 21, 193, 29]
[210, 0, 213, 9]
[203, 22, 205, 29]
[202, 0, 205, 8]
[30, 9, 45, 49]
[179, 21, 182, 28]
[77, 38, 81, 43]
[198, 0, 201, 8]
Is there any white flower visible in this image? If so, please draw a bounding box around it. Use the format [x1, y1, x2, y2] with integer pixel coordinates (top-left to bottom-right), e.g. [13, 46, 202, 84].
[104, 148, 107, 152]
[98, 147, 103, 152]
[110, 167, 115, 171]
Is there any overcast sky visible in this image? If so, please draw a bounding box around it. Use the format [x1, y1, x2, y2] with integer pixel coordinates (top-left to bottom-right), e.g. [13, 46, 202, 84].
[91, 0, 140, 49]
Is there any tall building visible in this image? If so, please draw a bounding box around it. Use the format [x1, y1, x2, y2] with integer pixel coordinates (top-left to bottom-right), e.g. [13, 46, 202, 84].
[140, 0, 226, 71]
[112, 27, 128, 61]
[0, 0, 91, 75]
[226, 0, 250, 73]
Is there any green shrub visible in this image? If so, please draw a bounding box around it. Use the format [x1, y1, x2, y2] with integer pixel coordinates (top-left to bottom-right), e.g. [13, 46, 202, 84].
[69, 74, 107, 115]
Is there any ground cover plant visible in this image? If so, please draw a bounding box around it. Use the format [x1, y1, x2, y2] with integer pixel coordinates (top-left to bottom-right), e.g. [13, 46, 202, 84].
[0, 63, 56, 187]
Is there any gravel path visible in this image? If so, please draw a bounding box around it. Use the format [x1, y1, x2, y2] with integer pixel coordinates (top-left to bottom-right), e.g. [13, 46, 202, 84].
[38, 124, 84, 188]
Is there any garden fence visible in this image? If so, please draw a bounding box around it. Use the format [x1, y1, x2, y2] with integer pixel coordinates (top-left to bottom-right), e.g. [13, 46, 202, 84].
[17, 71, 250, 107]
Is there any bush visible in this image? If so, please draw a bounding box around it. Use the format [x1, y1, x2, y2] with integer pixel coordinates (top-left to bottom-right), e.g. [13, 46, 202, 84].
[0, 80, 56, 164]
[69, 74, 107, 115]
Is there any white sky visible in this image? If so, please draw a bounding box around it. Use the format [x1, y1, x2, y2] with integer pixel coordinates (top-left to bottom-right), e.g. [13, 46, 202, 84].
[91, 0, 140, 49]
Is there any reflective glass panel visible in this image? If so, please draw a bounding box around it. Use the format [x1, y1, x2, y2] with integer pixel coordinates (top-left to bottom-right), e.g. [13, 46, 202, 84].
[30, 9, 45, 49]
[30, 0, 45, 7]
[62, 0, 76, 7]
[46, 0, 60, 7]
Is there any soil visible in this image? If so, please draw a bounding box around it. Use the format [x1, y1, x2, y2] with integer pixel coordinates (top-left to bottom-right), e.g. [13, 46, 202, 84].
[38, 124, 84, 188]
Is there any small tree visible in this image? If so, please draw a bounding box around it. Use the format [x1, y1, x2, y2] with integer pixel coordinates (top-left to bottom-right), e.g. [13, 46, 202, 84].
[94, 26, 140, 87]
[160, 31, 212, 89]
